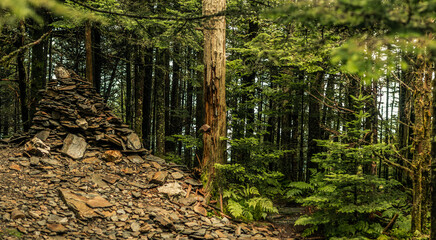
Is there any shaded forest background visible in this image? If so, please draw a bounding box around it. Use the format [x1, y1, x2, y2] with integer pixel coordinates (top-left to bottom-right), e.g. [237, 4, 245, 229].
[1, 0, 436, 239]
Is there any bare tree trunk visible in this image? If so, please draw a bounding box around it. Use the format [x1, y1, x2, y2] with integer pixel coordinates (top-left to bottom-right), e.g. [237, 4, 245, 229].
[93, 25, 102, 93]
[30, 14, 48, 121]
[142, 47, 154, 149]
[126, 49, 132, 127]
[85, 21, 93, 85]
[307, 72, 324, 180]
[195, 50, 204, 168]
[185, 48, 194, 166]
[16, 20, 29, 131]
[134, 46, 145, 138]
[202, 0, 227, 196]
[156, 48, 167, 157]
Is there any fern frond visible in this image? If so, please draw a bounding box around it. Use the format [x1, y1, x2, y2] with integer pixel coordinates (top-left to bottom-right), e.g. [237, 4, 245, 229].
[227, 199, 244, 219]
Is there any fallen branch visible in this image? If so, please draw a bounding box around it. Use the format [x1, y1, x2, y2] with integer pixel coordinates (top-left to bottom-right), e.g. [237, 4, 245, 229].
[383, 213, 399, 233]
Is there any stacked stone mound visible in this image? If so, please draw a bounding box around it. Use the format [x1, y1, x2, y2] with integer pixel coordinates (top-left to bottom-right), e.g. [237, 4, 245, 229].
[29, 66, 144, 159]
[1, 67, 285, 239]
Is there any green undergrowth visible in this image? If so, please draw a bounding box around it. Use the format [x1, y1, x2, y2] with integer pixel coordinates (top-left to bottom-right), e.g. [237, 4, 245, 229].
[0, 227, 24, 239]
[292, 95, 409, 239]
[214, 163, 281, 222]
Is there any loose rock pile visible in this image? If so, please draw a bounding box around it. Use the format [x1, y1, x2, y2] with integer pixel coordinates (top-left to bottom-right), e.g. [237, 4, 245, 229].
[0, 68, 284, 239]
[29, 67, 144, 159]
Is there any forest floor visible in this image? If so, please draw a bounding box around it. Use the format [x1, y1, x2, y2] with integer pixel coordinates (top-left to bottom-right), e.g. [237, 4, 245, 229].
[0, 144, 303, 239]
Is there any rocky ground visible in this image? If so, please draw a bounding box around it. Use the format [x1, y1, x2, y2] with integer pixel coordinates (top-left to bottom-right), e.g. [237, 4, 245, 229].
[0, 144, 303, 240]
[0, 67, 303, 239]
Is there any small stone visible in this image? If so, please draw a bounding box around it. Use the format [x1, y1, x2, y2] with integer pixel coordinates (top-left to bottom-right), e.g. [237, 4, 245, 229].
[185, 178, 202, 186]
[194, 203, 207, 217]
[9, 163, 21, 171]
[37, 220, 46, 226]
[151, 171, 168, 185]
[131, 222, 141, 232]
[178, 196, 197, 206]
[102, 150, 122, 162]
[25, 137, 50, 156]
[193, 228, 206, 236]
[132, 191, 142, 198]
[35, 130, 51, 141]
[30, 157, 40, 165]
[47, 223, 67, 233]
[40, 158, 61, 166]
[11, 209, 25, 220]
[171, 171, 184, 180]
[86, 196, 112, 208]
[3, 213, 11, 221]
[82, 157, 100, 164]
[155, 215, 172, 228]
[119, 214, 129, 221]
[127, 155, 144, 164]
[157, 182, 186, 197]
[76, 118, 88, 130]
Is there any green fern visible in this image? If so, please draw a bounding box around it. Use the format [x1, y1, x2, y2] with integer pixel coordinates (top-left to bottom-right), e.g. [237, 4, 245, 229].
[223, 184, 278, 221]
[227, 199, 244, 219]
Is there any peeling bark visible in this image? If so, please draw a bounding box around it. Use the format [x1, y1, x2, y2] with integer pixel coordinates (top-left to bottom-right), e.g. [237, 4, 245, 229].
[202, 0, 227, 195]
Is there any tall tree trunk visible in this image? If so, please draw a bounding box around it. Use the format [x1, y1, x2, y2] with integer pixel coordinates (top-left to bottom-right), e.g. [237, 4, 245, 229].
[281, 85, 292, 178]
[126, 49, 132, 127]
[16, 20, 29, 131]
[134, 46, 145, 138]
[430, 60, 436, 240]
[164, 48, 171, 154]
[202, 0, 227, 196]
[411, 57, 431, 233]
[30, 16, 49, 120]
[93, 25, 102, 93]
[167, 44, 181, 153]
[85, 21, 93, 85]
[195, 51, 204, 168]
[142, 47, 154, 149]
[307, 72, 324, 180]
[185, 48, 194, 166]
[156, 48, 167, 157]
[299, 86, 305, 181]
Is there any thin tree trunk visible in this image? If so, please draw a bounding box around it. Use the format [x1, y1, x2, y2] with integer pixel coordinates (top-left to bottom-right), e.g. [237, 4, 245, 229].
[195, 50, 204, 168]
[134, 46, 145, 138]
[93, 25, 102, 93]
[185, 48, 194, 166]
[307, 72, 324, 180]
[103, 59, 120, 102]
[16, 20, 29, 131]
[30, 16, 48, 121]
[126, 49, 132, 126]
[167, 44, 181, 153]
[85, 21, 93, 85]
[156, 48, 167, 157]
[142, 47, 154, 149]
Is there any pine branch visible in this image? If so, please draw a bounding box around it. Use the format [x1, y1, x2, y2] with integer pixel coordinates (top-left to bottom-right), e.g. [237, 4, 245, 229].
[70, 0, 228, 21]
[0, 30, 52, 64]
[372, 150, 413, 175]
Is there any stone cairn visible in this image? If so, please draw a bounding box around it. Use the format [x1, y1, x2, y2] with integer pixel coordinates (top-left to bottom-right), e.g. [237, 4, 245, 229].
[28, 66, 144, 159]
[2, 67, 284, 239]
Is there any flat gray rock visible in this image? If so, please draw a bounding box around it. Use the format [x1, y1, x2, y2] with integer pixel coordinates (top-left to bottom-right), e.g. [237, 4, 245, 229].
[61, 134, 87, 159]
[126, 133, 142, 150]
